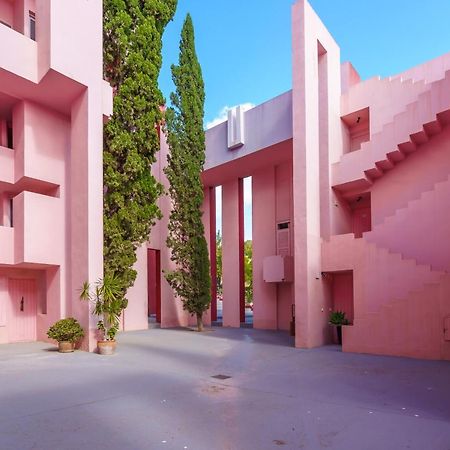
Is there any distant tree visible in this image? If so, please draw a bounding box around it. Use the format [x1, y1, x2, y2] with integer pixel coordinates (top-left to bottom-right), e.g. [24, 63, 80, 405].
[244, 240, 253, 306]
[165, 14, 211, 331]
[103, 0, 178, 304]
[216, 231, 223, 298]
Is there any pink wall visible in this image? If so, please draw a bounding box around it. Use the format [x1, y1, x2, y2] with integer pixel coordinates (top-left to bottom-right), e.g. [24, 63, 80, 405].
[252, 167, 277, 329]
[222, 179, 241, 328]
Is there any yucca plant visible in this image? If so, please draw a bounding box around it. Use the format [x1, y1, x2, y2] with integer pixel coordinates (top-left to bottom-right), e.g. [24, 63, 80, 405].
[79, 276, 126, 341]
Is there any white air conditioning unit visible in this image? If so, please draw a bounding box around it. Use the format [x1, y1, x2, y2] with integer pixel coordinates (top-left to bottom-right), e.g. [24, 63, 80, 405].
[227, 105, 245, 150]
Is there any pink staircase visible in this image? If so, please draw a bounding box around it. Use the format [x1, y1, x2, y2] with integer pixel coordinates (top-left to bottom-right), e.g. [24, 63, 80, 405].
[344, 275, 450, 360]
[334, 70, 450, 191]
[322, 234, 450, 359]
[365, 175, 450, 272]
[322, 234, 444, 313]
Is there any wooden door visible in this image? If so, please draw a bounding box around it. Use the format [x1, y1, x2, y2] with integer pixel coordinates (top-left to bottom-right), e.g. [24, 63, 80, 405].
[7, 279, 37, 342]
[147, 249, 161, 323]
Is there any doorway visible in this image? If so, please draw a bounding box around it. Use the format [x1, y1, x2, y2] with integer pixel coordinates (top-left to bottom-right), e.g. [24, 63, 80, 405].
[147, 249, 161, 326]
[7, 279, 37, 342]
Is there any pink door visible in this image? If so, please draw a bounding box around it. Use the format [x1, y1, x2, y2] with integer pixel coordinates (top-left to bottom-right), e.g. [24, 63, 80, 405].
[7, 279, 37, 342]
[352, 207, 372, 238]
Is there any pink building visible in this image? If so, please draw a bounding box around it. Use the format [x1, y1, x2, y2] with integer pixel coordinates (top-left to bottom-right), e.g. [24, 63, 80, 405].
[2, 0, 449, 361]
[126, 0, 450, 361]
[0, 0, 112, 350]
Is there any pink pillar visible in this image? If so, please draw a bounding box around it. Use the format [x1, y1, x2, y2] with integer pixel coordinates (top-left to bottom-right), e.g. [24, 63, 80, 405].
[208, 187, 217, 322]
[238, 178, 245, 323]
[222, 179, 241, 327]
[252, 167, 277, 329]
[292, 0, 341, 348]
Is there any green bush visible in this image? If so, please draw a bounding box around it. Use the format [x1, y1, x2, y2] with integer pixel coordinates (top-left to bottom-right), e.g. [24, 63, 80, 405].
[329, 310, 350, 326]
[47, 318, 85, 343]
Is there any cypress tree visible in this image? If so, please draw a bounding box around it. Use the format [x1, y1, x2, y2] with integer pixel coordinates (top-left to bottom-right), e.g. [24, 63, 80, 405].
[103, 0, 177, 306]
[165, 14, 211, 331]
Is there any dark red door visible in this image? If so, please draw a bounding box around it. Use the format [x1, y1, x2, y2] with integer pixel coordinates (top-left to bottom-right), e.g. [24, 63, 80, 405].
[147, 249, 161, 323]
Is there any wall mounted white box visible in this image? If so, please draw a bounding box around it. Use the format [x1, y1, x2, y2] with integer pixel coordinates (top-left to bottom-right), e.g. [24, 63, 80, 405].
[227, 105, 245, 149]
[263, 255, 294, 283]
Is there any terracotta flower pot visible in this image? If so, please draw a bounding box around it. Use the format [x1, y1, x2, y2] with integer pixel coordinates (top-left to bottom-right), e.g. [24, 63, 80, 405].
[97, 340, 116, 355]
[58, 341, 75, 353]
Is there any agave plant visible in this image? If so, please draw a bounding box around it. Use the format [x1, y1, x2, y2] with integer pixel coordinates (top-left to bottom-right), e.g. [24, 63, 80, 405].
[329, 310, 350, 326]
[79, 276, 127, 341]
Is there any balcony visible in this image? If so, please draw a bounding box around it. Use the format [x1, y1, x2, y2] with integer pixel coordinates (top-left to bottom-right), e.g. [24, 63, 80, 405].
[0, 0, 37, 82]
[0, 225, 14, 265]
[0, 145, 14, 184]
[0, 0, 36, 40]
[13, 191, 63, 266]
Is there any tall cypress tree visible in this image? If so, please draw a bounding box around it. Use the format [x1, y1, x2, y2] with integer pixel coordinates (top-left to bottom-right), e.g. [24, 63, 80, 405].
[165, 14, 211, 331]
[103, 0, 177, 305]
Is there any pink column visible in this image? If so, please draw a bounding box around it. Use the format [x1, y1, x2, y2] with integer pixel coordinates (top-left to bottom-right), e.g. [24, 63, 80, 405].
[252, 167, 277, 329]
[222, 179, 241, 327]
[292, 0, 341, 348]
[208, 187, 217, 322]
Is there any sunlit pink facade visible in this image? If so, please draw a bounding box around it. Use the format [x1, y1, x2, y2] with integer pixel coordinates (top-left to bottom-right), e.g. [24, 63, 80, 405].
[125, 0, 450, 360]
[0, 0, 112, 350]
[3, 0, 449, 361]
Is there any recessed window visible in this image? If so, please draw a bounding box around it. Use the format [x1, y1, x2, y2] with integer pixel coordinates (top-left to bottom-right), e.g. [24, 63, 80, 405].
[341, 107, 370, 153]
[29, 11, 36, 41]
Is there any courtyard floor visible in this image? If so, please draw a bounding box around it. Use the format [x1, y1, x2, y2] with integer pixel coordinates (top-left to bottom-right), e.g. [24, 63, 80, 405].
[0, 327, 450, 450]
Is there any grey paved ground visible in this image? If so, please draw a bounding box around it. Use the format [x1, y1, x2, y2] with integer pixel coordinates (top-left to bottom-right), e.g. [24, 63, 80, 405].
[1, 327, 450, 450]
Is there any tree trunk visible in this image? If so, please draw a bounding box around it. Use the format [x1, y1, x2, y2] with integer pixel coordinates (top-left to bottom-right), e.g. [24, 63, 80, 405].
[197, 313, 204, 332]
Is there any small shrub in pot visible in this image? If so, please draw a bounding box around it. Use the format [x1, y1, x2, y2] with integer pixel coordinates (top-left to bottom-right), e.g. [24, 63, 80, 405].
[47, 318, 85, 353]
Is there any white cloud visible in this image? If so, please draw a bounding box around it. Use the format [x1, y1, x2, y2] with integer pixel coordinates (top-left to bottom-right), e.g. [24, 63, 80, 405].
[206, 103, 255, 130]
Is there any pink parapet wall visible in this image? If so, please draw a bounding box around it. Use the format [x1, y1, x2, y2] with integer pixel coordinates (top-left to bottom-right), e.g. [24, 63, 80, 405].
[0, 0, 112, 350]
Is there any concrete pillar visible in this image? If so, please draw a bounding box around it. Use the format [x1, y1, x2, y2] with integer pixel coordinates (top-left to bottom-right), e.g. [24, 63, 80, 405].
[222, 179, 241, 327]
[292, 0, 342, 348]
[252, 167, 277, 329]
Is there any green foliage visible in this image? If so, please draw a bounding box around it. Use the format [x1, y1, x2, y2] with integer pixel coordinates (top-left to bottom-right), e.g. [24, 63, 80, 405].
[47, 318, 85, 343]
[165, 14, 211, 330]
[79, 277, 125, 341]
[244, 240, 253, 305]
[216, 231, 223, 297]
[103, 0, 177, 300]
[329, 310, 350, 326]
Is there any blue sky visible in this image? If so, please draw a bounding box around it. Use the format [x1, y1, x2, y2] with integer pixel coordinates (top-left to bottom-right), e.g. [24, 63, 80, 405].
[160, 0, 450, 126]
[159, 0, 450, 240]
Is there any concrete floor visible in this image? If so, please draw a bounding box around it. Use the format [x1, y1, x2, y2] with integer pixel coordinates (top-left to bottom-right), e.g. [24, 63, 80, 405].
[1, 328, 450, 450]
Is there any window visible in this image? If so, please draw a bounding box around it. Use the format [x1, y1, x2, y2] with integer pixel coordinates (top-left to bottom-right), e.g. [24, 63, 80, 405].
[29, 11, 36, 41]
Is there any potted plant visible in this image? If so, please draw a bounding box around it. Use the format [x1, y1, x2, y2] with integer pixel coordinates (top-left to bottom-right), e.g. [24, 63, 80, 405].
[329, 310, 350, 345]
[47, 318, 85, 353]
[79, 276, 126, 355]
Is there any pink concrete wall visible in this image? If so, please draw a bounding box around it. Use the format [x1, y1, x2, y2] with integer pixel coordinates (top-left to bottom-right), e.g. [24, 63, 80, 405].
[275, 162, 294, 331]
[124, 245, 149, 331]
[0, 1, 13, 27]
[252, 167, 277, 329]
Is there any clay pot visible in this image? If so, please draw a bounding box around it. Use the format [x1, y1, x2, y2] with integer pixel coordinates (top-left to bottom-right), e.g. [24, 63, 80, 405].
[58, 341, 75, 353]
[97, 340, 116, 355]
